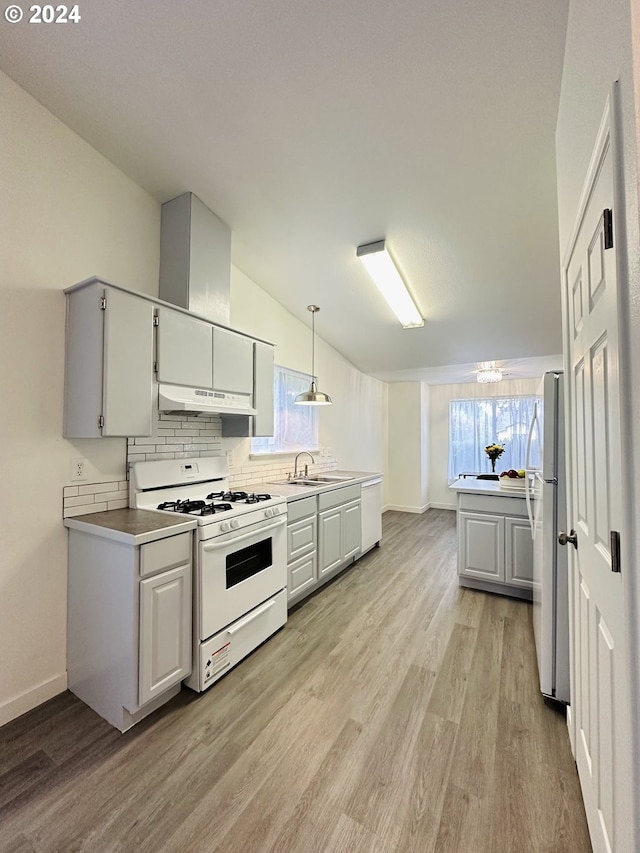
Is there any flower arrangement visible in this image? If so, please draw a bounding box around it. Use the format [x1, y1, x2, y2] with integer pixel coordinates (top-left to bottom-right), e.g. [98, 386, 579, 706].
[484, 443, 505, 472]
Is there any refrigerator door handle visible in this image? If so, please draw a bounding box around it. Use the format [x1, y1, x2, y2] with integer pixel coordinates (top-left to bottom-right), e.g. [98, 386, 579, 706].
[525, 402, 538, 470]
[525, 471, 535, 539]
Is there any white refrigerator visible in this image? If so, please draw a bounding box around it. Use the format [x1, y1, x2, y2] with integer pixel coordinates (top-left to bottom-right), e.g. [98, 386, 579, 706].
[525, 371, 570, 703]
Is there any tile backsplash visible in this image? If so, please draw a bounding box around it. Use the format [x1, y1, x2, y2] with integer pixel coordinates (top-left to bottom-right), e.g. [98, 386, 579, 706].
[63, 410, 337, 517]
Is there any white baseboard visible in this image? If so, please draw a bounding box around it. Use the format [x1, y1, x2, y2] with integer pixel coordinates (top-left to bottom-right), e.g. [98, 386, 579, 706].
[429, 502, 456, 511]
[0, 672, 67, 727]
[384, 503, 430, 514]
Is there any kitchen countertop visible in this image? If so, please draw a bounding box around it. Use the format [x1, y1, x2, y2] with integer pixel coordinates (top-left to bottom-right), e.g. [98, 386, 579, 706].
[64, 508, 197, 545]
[260, 470, 383, 501]
[449, 477, 530, 498]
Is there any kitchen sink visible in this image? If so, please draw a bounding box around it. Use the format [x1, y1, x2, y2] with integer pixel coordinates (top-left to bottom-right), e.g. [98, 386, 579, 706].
[270, 474, 355, 486]
[301, 474, 354, 482]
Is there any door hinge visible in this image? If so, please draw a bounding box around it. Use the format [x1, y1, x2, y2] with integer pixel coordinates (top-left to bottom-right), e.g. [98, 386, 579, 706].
[611, 530, 621, 573]
[603, 209, 614, 249]
[98, 414, 104, 429]
[153, 313, 159, 327]
[153, 361, 158, 373]
[100, 296, 107, 310]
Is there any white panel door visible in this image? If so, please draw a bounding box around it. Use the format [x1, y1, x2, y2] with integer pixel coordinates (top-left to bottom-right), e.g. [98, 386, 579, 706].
[102, 288, 154, 436]
[342, 500, 362, 561]
[318, 508, 342, 576]
[139, 564, 191, 706]
[504, 516, 534, 589]
[562, 96, 631, 853]
[458, 511, 504, 582]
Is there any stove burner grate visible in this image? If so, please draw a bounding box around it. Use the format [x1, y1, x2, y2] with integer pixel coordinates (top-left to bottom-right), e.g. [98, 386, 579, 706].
[156, 499, 234, 516]
[207, 490, 272, 504]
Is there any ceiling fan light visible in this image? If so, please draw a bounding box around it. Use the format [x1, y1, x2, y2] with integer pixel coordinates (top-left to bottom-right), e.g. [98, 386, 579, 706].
[356, 240, 423, 329]
[477, 368, 503, 383]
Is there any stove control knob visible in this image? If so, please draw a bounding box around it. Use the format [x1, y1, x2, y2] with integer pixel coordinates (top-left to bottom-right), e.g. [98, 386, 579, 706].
[231, 519, 240, 529]
[272, 506, 280, 516]
[265, 507, 273, 518]
[220, 521, 230, 532]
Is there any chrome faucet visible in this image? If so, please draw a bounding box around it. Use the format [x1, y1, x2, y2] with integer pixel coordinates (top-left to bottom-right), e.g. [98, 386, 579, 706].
[294, 451, 315, 478]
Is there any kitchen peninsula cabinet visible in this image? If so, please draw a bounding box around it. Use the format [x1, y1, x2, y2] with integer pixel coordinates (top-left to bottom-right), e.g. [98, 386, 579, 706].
[65, 509, 195, 732]
[63, 280, 154, 437]
[450, 478, 533, 600]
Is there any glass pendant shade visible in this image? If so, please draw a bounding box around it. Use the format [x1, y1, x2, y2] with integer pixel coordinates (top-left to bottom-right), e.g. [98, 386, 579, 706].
[295, 305, 332, 406]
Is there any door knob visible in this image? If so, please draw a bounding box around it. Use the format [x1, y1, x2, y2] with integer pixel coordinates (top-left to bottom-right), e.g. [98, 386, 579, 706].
[558, 529, 578, 550]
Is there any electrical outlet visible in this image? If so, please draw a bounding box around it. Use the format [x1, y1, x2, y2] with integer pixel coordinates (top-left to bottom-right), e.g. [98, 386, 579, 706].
[71, 458, 87, 481]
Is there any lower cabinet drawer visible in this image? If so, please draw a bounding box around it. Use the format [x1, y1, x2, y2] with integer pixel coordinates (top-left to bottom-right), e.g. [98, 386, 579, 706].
[287, 515, 317, 562]
[140, 531, 192, 578]
[288, 551, 317, 599]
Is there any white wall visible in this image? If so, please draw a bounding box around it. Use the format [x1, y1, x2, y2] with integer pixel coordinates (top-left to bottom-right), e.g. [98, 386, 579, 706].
[228, 267, 388, 487]
[0, 73, 161, 723]
[428, 378, 540, 509]
[386, 383, 429, 512]
[556, 0, 640, 846]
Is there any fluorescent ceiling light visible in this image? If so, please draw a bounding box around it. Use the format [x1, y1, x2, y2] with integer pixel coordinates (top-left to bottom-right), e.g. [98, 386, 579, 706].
[477, 368, 503, 383]
[356, 240, 424, 328]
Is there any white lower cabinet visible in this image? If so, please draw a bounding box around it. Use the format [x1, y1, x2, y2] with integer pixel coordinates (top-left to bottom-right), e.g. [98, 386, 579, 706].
[286, 484, 363, 606]
[139, 563, 191, 705]
[456, 492, 533, 599]
[458, 512, 505, 583]
[318, 485, 362, 579]
[66, 520, 194, 731]
[286, 496, 318, 603]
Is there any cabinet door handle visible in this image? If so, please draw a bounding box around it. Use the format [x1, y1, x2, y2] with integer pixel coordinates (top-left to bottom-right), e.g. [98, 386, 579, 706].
[558, 529, 578, 550]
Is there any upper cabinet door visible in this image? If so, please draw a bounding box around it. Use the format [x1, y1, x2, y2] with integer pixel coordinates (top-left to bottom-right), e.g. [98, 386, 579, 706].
[156, 306, 213, 389]
[212, 326, 253, 394]
[253, 342, 274, 436]
[103, 289, 154, 436]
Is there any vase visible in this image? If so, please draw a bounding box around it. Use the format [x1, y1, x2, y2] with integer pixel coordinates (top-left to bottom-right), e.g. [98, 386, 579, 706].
[491, 459, 496, 473]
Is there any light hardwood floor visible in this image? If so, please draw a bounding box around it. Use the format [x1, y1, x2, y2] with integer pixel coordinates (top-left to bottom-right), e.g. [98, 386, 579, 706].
[0, 509, 592, 852]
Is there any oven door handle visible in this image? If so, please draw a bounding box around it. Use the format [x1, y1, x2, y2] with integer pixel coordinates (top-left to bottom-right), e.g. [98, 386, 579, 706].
[201, 515, 286, 551]
[227, 598, 276, 635]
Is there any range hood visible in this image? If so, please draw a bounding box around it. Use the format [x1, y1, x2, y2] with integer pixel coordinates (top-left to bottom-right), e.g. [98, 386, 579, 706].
[158, 384, 256, 417]
[159, 192, 231, 326]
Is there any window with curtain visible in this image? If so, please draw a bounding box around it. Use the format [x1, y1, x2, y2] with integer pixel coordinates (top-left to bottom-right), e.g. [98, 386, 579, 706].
[251, 365, 319, 455]
[448, 396, 536, 480]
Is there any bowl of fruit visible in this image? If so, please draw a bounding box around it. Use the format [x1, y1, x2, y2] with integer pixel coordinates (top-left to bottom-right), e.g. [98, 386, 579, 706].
[498, 469, 527, 490]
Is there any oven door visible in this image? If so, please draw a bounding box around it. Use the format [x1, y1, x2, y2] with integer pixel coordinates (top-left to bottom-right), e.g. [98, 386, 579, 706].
[198, 514, 287, 640]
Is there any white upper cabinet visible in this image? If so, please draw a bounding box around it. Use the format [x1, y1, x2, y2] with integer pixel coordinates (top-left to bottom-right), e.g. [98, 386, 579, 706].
[253, 341, 275, 436]
[156, 306, 213, 389]
[212, 326, 253, 394]
[64, 280, 154, 438]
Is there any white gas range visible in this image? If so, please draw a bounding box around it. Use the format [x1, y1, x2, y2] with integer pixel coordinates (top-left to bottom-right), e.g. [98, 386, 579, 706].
[130, 457, 288, 692]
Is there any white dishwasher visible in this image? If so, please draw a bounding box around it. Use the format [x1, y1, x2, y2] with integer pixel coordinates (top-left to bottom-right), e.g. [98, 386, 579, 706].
[361, 477, 382, 554]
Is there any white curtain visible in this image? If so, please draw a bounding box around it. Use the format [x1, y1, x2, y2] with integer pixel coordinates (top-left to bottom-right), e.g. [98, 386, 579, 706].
[448, 396, 536, 479]
[252, 365, 319, 454]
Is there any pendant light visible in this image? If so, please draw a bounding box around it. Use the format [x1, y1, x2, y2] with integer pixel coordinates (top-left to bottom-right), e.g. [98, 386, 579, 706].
[295, 305, 332, 405]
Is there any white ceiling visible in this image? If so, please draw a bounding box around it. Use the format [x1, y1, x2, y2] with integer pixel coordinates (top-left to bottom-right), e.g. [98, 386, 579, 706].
[1, 0, 569, 383]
